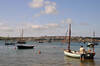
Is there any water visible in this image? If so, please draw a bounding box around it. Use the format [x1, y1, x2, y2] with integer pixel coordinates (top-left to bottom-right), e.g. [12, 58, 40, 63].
[0, 40, 100, 66]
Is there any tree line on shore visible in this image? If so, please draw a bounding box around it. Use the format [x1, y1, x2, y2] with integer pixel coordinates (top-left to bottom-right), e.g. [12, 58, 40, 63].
[0, 36, 100, 42]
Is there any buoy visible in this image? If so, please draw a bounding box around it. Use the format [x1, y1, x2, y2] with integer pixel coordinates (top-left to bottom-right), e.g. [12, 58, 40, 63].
[53, 47, 56, 48]
[14, 47, 16, 50]
[38, 50, 41, 54]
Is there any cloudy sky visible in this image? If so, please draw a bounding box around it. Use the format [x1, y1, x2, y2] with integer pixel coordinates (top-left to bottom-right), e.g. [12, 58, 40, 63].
[0, 0, 100, 37]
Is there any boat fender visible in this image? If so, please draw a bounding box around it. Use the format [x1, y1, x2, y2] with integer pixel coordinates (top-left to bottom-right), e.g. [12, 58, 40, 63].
[14, 47, 16, 50]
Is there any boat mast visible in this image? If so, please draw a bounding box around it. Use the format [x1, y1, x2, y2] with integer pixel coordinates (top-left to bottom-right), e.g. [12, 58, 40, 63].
[68, 24, 71, 51]
[92, 31, 95, 43]
[93, 31, 95, 53]
[93, 31, 95, 42]
[93, 31, 95, 38]
[20, 28, 24, 40]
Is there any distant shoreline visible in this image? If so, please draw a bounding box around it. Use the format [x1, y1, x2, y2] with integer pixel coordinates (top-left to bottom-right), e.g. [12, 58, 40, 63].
[0, 36, 100, 42]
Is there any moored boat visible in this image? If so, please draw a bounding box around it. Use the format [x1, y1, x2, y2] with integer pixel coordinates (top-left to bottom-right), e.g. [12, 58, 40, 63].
[87, 32, 99, 47]
[17, 29, 26, 44]
[5, 35, 15, 46]
[64, 23, 95, 59]
[64, 50, 95, 59]
[17, 44, 34, 49]
[64, 50, 80, 58]
[17, 40, 26, 44]
[5, 42, 15, 45]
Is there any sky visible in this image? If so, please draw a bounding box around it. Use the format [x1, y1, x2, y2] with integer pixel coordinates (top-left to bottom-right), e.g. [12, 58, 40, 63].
[0, 0, 100, 37]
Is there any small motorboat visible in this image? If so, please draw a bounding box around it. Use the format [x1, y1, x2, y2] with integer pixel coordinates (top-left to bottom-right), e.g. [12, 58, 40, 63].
[17, 44, 34, 49]
[87, 42, 98, 47]
[87, 42, 94, 47]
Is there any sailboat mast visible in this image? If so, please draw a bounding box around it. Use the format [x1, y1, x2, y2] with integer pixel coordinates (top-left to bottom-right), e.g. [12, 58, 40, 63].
[68, 24, 71, 51]
[92, 31, 95, 42]
[93, 31, 95, 53]
[20, 28, 24, 40]
[93, 31, 95, 38]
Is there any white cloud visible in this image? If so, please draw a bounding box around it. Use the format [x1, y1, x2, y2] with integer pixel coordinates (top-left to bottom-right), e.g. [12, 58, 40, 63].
[0, 23, 12, 30]
[66, 18, 72, 24]
[62, 18, 73, 24]
[29, 0, 44, 8]
[45, 23, 59, 28]
[0, 18, 72, 37]
[42, 1, 57, 14]
[44, 5, 57, 14]
[32, 25, 42, 29]
[13, 22, 62, 37]
[29, 23, 59, 30]
[0, 22, 14, 36]
[29, 0, 58, 17]
[20, 22, 60, 31]
[0, 26, 11, 30]
[44, 1, 56, 6]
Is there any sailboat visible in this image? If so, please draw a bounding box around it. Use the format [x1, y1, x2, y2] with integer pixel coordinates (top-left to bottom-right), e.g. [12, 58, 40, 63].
[17, 29, 26, 44]
[17, 44, 34, 49]
[5, 35, 15, 45]
[87, 32, 98, 47]
[64, 24, 95, 59]
[16, 29, 34, 49]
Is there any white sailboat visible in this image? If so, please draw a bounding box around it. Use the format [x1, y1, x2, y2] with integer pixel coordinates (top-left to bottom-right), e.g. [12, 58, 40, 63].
[64, 24, 95, 59]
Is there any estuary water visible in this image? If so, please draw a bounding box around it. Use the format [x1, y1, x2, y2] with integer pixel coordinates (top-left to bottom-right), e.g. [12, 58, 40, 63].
[0, 40, 100, 66]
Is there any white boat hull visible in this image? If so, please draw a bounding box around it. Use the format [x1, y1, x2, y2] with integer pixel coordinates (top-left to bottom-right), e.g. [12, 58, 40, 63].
[64, 50, 95, 59]
[64, 50, 80, 58]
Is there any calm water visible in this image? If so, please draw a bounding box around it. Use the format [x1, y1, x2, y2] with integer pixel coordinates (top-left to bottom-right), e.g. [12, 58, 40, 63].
[0, 40, 100, 66]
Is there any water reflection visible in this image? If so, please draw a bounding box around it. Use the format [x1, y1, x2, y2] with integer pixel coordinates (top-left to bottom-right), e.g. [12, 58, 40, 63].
[80, 59, 95, 66]
[64, 56, 95, 66]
